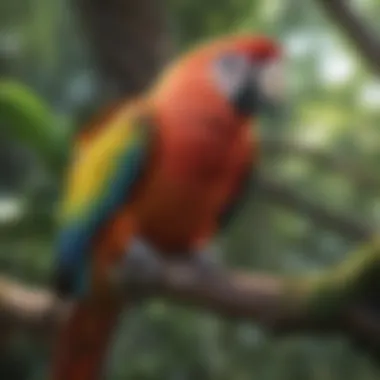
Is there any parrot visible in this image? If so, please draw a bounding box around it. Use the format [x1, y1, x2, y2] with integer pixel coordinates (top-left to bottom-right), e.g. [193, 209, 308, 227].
[50, 34, 284, 380]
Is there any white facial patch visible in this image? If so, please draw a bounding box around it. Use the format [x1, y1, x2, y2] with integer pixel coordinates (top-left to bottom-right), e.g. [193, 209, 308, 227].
[213, 54, 251, 99]
[257, 60, 285, 103]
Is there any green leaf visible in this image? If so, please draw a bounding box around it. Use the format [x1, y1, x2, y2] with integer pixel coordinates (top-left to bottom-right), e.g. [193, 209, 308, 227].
[0, 79, 71, 175]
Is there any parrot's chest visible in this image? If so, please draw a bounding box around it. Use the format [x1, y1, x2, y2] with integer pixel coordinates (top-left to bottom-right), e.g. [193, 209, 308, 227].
[137, 123, 254, 251]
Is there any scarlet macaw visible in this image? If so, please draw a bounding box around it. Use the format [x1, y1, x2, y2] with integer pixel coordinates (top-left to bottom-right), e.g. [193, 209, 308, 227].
[50, 34, 284, 379]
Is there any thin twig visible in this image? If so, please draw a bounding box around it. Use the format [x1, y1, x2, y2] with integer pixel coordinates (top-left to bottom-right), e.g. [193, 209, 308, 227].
[317, 0, 380, 74]
[263, 138, 380, 191]
[258, 175, 373, 242]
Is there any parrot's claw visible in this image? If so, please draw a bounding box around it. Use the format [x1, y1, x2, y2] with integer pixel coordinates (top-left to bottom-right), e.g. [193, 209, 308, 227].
[115, 238, 164, 295]
[188, 245, 222, 278]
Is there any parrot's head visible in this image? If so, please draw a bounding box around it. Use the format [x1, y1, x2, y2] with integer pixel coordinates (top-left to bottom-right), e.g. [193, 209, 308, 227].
[151, 35, 284, 124]
[208, 35, 284, 116]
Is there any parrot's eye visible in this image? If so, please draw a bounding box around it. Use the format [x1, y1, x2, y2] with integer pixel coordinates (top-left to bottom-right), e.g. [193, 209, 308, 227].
[212, 53, 285, 116]
[212, 53, 251, 99]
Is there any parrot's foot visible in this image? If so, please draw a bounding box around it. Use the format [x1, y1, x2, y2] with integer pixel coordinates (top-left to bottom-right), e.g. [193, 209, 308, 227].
[111, 238, 164, 296]
[127, 238, 165, 285]
[186, 245, 222, 279]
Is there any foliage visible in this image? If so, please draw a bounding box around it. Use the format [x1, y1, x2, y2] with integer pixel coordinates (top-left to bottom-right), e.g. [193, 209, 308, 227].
[0, 80, 70, 174]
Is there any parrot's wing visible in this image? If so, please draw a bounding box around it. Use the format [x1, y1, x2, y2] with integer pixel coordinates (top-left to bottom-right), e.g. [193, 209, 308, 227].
[55, 109, 155, 296]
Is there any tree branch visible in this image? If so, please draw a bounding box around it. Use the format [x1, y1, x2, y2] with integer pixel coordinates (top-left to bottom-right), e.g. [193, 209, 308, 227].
[263, 138, 380, 191]
[72, 0, 173, 101]
[1, 256, 380, 360]
[317, 0, 380, 74]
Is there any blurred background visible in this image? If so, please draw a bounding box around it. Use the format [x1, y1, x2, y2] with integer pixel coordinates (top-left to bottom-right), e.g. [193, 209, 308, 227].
[1, 0, 380, 379]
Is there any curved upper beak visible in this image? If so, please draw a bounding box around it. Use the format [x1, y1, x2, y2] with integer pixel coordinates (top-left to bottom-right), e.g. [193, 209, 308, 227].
[258, 60, 285, 106]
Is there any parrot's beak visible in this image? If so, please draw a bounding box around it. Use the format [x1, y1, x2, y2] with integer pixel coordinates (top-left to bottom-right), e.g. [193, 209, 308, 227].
[258, 60, 285, 106]
[211, 52, 285, 117]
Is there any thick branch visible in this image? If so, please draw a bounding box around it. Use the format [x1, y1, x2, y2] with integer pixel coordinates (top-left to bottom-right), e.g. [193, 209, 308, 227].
[317, 0, 380, 74]
[1, 260, 379, 357]
[0, 277, 61, 346]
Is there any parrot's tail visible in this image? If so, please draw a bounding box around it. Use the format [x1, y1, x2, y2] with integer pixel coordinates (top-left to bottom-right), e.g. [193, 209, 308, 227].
[50, 300, 122, 380]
